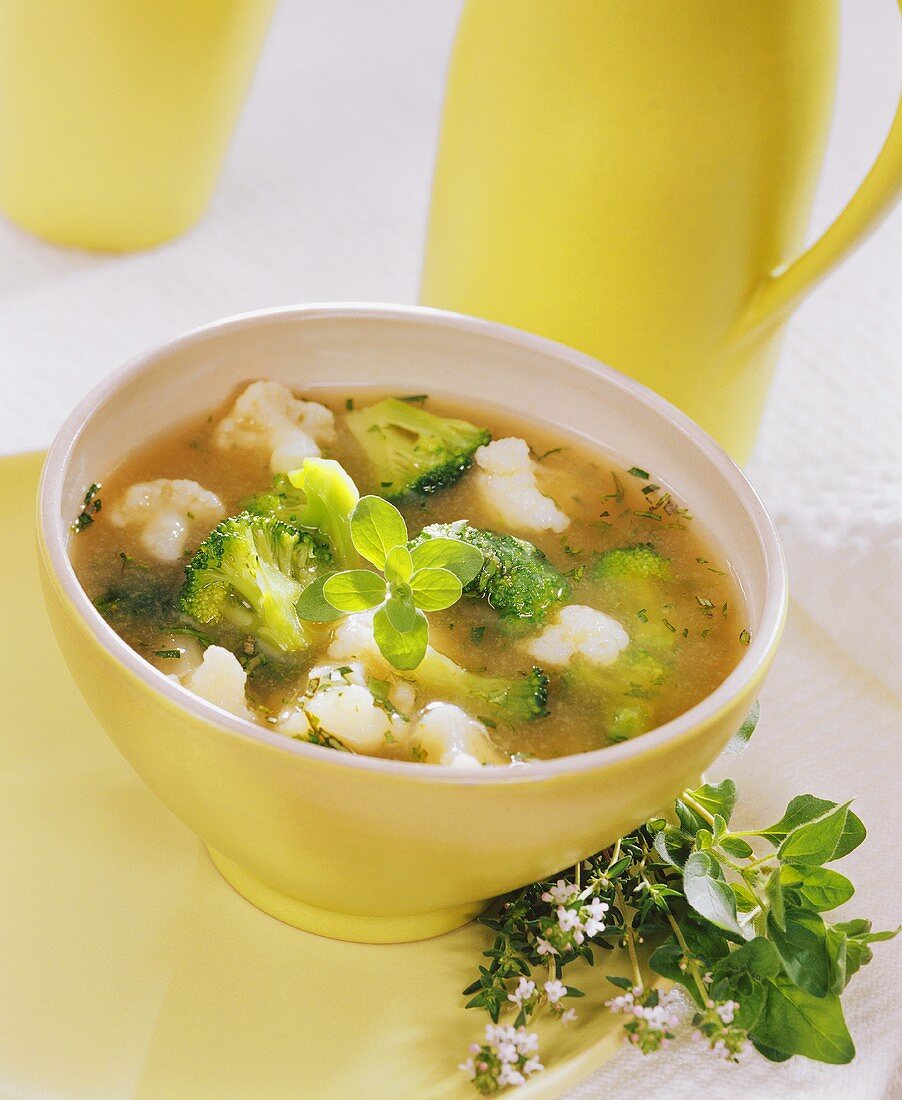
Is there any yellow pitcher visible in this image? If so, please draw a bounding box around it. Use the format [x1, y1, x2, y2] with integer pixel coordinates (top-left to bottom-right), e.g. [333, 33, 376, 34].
[0, 0, 276, 252]
[421, 1, 902, 461]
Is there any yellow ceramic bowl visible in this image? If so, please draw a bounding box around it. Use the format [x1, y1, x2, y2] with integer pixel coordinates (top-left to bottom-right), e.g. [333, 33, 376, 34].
[37, 304, 787, 944]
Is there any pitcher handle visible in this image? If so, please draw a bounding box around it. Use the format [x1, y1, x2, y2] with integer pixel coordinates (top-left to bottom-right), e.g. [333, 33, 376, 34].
[738, 43, 902, 337]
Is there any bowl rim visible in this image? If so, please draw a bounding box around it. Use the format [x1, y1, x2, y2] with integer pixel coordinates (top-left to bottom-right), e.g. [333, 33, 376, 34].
[39, 301, 787, 784]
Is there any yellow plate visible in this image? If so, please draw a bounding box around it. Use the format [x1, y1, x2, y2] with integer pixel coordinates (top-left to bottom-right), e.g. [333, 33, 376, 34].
[2, 452, 646, 1099]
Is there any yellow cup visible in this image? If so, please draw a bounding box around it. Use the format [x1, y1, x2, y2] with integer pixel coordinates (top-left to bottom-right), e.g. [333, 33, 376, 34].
[421, 0, 902, 462]
[0, 0, 276, 251]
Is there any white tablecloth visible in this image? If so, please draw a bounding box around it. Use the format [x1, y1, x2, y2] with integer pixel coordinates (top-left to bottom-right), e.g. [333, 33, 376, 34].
[1, 2, 899, 1098]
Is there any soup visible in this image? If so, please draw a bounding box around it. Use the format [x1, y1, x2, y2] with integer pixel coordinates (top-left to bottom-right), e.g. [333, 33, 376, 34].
[70, 382, 748, 765]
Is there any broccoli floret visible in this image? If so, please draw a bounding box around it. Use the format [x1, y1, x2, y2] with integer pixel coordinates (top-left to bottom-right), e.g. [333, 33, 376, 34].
[411, 520, 569, 625]
[607, 702, 654, 742]
[179, 512, 331, 654]
[345, 397, 490, 499]
[242, 457, 360, 568]
[412, 647, 549, 725]
[590, 543, 675, 648]
[562, 646, 668, 742]
[592, 543, 671, 581]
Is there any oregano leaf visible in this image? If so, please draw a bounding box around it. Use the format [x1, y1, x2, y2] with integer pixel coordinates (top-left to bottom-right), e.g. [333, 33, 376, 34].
[295, 573, 344, 622]
[780, 866, 855, 912]
[373, 604, 428, 670]
[724, 699, 760, 754]
[384, 592, 417, 632]
[384, 544, 414, 584]
[779, 803, 850, 867]
[755, 977, 854, 1064]
[410, 567, 463, 611]
[409, 536, 484, 585]
[350, 495, 408, 568]
[683, 851, 746, 938]
[322, 569, 386, 612]
[768, 906, 830, 997]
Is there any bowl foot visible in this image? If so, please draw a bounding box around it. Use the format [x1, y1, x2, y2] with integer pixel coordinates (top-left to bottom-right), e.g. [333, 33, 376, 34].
[207, 847, 485, 943]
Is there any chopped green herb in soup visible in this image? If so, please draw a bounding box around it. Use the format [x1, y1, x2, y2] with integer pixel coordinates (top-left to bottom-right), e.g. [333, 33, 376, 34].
[70, 382, 748, 766]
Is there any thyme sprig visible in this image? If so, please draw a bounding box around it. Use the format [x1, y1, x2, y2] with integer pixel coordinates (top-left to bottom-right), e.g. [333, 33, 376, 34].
[459, 704, 898, 1093]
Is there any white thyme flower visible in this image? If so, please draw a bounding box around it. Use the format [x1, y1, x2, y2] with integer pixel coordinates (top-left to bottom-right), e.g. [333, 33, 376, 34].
[541, 879, 577, 905]
[535, 936, 558, 957]
[544, 979, 567, 1004]
[582, 897, 610, 937]
[556, 905, 582, 932]
[523, 1055, 544, 1074]
[560, 1008, 577, 1025]
[605, 991, 636, 1014]
[508, 976, 536, 1007]
[458, 1057, 476, 1079]
[498, 1064, 526, 1087]
[716, 999, 739, 1024]
[514, 1029, 540, 1056]
[496, 1040, 518, 1064]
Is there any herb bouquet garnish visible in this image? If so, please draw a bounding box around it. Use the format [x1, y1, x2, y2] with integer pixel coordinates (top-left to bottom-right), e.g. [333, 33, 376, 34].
[458, 706, 898, 1093]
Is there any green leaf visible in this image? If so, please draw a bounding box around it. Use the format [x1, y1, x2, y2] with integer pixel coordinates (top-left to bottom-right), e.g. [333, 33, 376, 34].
[765, 865, 785, 930]
[409, 536, 484, 585]
[780, 866, 855, 912]
[768, 905, 830, 997]
[832, 810, 866, 861]
[384, 544, 413, 584]
[322, 569, 387, 612]
[680, 912, 732, 963]
[712, 971, 767, 1032]
[720, 835, 753, 858]
[779, 803, 850, 867]
[824, 925, 849, 994]
[679, 779, 736, 829]
[373, 604, 428, 670]
[653, 826, 691, 869]
[695, 779, 737, 823]
[683, 851, 745, 938]
[295, 574, 344, 622]
[834, 920, 899, 945]
[384, 592, 417, 632]
[827, 920, 900, 991]
[649, 941, 704, 1006]
[731, 880, 759, 912]
[605, 975, 634, 991]
[724, 699, 760, 754]
[714, 936, 782, 981]
[755, 795, 864, 862]
[755, 976, 854, 1064]
[751, 1038, 792, 1062]
[350, 496, 408, 568]
[410, 567, 463, 611]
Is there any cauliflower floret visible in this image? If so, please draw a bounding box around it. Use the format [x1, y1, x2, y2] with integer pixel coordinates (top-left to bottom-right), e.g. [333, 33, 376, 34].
[152, 631, 205, 680]
[326, 610, 391, 673]
[181, 645, 252, 719]
[275, 662, 394, 752]
[307, 661, 368, 688]
[389, 680, 417, 716]
[109, 479, 224, 562]
[214, 380, 336, 473]
[527, 604, 629, 667]
[304, 683, 392, 752]
[474, 438, 570, 533]
[410, 703, 504, 767]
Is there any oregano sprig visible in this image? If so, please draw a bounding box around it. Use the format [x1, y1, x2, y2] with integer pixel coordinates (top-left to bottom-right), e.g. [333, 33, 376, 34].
[459, 704, 898, 1093]
[296, 495, 483, 669]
